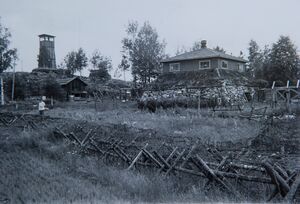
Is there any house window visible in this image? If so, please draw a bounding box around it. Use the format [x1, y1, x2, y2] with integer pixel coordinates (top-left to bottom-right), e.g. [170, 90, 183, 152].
[199, 60, 210, 69]
[169, 63, 180, 72]
[221, 60, 228, 68]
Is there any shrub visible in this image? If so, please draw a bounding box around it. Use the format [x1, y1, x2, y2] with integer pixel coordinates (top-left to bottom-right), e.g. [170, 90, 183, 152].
[43, 78, 66, 101]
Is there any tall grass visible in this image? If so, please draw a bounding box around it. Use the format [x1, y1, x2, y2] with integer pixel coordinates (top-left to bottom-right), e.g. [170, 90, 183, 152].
[47, 103, 261, 143]
[0, 126, 239, 203]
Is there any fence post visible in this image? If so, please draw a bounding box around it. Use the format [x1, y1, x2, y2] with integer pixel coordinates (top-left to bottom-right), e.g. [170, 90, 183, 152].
[198, 91, 201, 114]
[0, 77, 4, 105]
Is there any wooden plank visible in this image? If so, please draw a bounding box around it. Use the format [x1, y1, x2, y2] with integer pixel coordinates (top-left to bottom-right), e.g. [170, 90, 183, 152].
[127, 144, 148, 170]
[267, 171, 298, 202]
[81, 129, 94, 146]
[165, 147, 179, 162]
[142, 148, 163, 168]
[203, 155, 230, 191]
[102, 140, 122, 156]
[207, 147, 223, 162]
[180, 144, 197, 168]
[274, 164, 289, 180]
[190, 158, 272, 183]
[194, 156, 238, 197]
[54, 127, 70, 140]
[89, 138, 104, 154]
[69, 132, 82, 145]
[114, 145, 132, 163]
[153, 151, 171, 171]
[216, 156, 229, 171]
[262, 161, 290, 196]
[284, 173, 300, 202]
[165, 149, 186, 175]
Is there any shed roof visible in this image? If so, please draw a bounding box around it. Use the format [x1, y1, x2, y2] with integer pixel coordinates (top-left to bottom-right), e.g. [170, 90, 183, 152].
[161, 48, 247, 63]
[57, 77, 88, 86]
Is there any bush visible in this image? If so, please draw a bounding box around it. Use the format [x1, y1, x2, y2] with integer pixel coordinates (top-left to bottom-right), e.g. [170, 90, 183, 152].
[43, 79, 66, 101]
[89, 69, 111, 83]
[6, 76, 26, 100]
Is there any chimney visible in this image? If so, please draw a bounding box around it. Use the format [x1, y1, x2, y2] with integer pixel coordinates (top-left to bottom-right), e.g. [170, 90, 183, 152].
[201, 40, 207, 48]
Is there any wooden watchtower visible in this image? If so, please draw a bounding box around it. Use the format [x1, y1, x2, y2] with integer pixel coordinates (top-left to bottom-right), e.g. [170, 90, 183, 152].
[38, 34, 56, 69]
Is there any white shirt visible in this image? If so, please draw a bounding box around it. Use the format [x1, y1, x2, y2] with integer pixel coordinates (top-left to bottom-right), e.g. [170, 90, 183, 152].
[38, 101, 45, 111]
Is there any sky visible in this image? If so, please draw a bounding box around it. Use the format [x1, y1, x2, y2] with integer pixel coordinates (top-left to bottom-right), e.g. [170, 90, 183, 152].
[1, 0, 300, 79]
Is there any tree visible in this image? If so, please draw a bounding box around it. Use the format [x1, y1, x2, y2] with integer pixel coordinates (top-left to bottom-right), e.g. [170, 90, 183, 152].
[64, 48, 88, 75]
[89, 50, 112, 82]
[43, 78, 66, 101]
[190, 40, 226, 53]
[121, 21, 166, 87]
[0, 18, 17, 73]
[248, 40, 263, 78]
[213, 46, 226, 53]
[191, 41, 202, 51]
[175, 46, 188, 55]
[266, 36, 299, 83]
[6, 74, 26, 100]
[118, 54, 130, 81]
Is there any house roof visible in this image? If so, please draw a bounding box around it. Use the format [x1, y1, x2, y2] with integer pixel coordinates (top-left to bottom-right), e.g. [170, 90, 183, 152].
[161, 48, 247, 63]
[57, 77, 88, 86]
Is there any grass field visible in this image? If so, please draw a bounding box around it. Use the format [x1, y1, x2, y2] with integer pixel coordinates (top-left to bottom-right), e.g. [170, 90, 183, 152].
[1, 100, 299, 203]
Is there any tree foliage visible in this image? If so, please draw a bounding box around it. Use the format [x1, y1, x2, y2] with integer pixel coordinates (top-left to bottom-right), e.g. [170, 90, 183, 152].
[89, 50, 112, 82]
[266, 36, 299, 82]
[0, 18, 17, 73]
[191, 41, 202, 51]
[118, 54, 130, 80]
[248, 36, 299, 83]
[213, 46, 226, 53]
[43, 78, 66, 101]
[6, 75, 26, 100]
[177, 40, 226, 54]
[248, 40, 263, 78]
[64, 48, 88, 74]
[121, 21, 166, 87]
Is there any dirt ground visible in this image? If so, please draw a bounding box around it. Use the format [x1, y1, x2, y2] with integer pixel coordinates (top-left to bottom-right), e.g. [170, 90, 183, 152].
[0, 100, 299, 203]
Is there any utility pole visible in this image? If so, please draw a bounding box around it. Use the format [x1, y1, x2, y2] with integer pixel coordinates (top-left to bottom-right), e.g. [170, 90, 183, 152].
[11, 59, 16, 101]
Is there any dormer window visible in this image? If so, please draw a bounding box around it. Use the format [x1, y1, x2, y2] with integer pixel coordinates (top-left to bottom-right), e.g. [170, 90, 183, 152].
[221, 60, 228, 68]
[199, 60, 210, 69]
[169, 63, 180, 72]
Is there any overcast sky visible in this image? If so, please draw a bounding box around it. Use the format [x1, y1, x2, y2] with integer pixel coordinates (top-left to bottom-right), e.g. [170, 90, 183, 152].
[1, 0, 300, 79]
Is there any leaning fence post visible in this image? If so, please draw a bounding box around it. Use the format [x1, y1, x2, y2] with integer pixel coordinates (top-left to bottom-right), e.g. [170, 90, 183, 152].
[0, 77, 4, 105]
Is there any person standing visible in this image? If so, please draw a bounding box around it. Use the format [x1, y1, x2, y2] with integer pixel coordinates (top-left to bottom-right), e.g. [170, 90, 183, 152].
[38, 98, 46, 115]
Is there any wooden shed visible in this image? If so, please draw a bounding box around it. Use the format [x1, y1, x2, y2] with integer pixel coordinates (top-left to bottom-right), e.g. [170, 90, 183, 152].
[57, 77, 88, 99]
